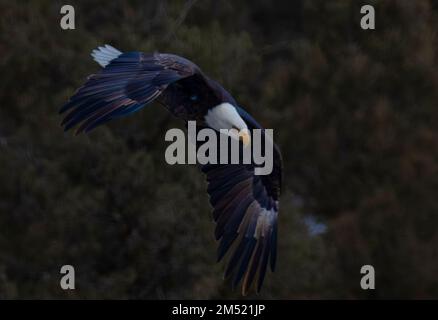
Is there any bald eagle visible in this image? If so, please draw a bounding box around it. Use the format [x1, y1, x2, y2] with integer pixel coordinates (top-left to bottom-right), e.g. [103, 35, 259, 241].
[60, 45, 283, 295]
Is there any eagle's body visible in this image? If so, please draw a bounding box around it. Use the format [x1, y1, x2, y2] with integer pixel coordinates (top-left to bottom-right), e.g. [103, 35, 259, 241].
[61, 45, 283, 295]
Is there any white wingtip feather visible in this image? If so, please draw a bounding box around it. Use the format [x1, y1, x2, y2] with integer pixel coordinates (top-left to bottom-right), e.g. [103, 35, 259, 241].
[91, 44, 122, 67]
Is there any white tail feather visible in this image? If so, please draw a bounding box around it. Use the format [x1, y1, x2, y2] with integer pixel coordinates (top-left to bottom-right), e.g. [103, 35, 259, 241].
[91, 44, 122, 67]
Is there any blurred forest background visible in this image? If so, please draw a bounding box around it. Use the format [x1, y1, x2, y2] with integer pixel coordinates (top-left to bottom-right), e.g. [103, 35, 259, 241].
[0, 0, 437, 299]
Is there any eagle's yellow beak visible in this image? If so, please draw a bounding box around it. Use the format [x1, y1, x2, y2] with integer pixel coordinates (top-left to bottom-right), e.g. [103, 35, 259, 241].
[239, 129, 251, 146]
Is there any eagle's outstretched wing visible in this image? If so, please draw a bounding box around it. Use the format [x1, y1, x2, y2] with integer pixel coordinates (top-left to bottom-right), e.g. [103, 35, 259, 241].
[60, 46, 217, 133]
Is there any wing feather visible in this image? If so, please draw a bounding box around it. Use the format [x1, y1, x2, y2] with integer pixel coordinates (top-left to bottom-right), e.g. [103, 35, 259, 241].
[200, 129, 282, 295]
[60, 48, 203, 133]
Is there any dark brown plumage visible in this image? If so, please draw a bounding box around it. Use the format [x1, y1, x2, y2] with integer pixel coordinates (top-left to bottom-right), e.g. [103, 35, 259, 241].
[60, 45, 282, 295]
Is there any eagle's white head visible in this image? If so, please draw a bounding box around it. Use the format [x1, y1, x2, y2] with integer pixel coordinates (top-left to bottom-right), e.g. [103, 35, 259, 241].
[204, 102, 251, 146]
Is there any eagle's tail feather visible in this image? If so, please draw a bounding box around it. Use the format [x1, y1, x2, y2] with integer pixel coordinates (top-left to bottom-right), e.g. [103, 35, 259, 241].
[91, 44, 122, 67]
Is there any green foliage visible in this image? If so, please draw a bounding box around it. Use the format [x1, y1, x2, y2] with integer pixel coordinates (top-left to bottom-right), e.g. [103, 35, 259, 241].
[0, 0, 437, 298]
